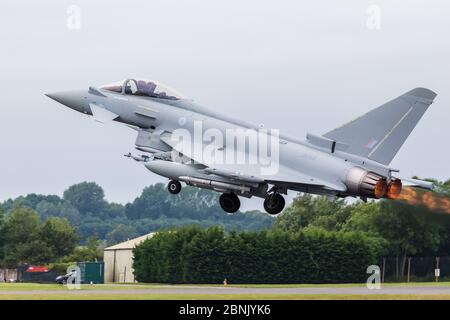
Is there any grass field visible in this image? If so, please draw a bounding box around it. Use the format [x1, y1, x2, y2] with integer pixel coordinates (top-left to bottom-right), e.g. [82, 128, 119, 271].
[1, 281, 449, 290]
[0, 282, 449, 300]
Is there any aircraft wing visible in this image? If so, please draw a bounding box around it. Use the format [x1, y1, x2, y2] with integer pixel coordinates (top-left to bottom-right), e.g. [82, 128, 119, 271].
[205, 162, 346, 191]
[160, 134, 347, 192]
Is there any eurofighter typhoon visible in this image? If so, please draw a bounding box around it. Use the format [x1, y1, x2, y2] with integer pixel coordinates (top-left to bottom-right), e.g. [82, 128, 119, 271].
[46, 78, 437, 214]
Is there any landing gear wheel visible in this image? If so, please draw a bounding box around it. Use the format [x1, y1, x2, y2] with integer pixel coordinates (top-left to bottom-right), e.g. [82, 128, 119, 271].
[264, 193, 285, 215]
[219, 193, 241, 213]
[167, 180, 182, 194]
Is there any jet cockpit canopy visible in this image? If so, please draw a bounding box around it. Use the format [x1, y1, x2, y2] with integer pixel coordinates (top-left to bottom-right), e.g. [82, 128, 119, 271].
[100, 78, 186, 100]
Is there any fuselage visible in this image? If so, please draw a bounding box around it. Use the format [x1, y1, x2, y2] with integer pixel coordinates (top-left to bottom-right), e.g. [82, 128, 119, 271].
[45, 80, 438, 213]
[64, 87, 391, 195]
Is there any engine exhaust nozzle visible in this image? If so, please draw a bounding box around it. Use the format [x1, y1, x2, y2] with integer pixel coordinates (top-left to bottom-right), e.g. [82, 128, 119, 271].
[345, 167, 387, 199]
[385, 179, 402, 199]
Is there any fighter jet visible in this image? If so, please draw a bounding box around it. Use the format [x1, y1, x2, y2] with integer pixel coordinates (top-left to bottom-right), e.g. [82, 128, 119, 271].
[46, 78, 437, 215]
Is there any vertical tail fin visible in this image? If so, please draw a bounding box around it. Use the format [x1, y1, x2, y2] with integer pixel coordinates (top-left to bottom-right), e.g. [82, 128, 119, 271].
[323, 88, 437, 165]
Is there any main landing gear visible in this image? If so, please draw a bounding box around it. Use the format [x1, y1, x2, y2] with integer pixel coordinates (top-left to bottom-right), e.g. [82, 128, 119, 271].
[263, 190, 285, 215]
[218, 190, 285, 215]
[167, 179, 284, 215]
[219, 193, 241, 213]
[167, 180, 182, 194]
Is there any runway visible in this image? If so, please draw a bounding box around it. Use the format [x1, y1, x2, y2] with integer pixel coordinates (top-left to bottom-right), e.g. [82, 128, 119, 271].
[1, 285, 450, 296]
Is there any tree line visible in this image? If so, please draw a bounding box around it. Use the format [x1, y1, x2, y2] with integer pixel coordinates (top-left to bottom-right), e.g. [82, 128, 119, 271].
[133, 226, 385, 284]
[0, 206, 102, 267]
[133, 179, 450, 283]
[0, 182, 274, 247]
[0, 181, 273, 266]
[1, 177, 449, 278]
[274, 181, 450, 276]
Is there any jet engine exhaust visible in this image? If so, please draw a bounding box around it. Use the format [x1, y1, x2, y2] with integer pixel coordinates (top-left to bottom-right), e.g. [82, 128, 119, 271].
[345, 167, 387, 199]
[386, 179, 403, 199]
[398, 187, 450, 214]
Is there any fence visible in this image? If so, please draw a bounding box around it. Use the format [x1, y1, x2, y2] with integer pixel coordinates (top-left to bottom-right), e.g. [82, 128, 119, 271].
[380, 257, 450, 282]
[16, 265, 58, 283]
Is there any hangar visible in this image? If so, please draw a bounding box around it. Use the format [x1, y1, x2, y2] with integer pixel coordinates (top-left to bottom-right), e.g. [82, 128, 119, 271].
[103, 233, 154, 283]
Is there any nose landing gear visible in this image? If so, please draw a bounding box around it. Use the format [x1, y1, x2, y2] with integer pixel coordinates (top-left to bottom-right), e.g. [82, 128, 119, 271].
[167, 180, 182, 194]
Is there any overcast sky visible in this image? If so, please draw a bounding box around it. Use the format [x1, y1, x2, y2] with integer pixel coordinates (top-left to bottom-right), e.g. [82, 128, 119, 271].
[1, 0, 449, 209]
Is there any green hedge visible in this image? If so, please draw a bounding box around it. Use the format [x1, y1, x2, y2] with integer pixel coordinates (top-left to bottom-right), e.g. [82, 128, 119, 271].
[133, 226, 385, 284]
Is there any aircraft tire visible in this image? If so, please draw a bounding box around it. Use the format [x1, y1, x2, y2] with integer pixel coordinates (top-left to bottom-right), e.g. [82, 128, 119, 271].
[264, 193, 285, 215]
[219, 193, 240, 213]
[167, 180, 182, 194]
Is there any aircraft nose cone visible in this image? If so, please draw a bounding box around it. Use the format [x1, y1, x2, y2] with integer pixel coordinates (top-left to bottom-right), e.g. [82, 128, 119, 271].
[45, 90, 88, 113]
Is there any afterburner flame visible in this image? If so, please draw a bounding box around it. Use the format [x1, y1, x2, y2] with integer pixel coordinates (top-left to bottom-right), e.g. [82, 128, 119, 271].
[373, 179, 388, 198]
[397, 187, 450, 214]
[398, 187, 419, 205]
[386, 179, 402, 199]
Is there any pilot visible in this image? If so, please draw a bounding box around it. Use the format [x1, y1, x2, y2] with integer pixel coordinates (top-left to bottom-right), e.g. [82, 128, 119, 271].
[137, 80, 156, 97]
